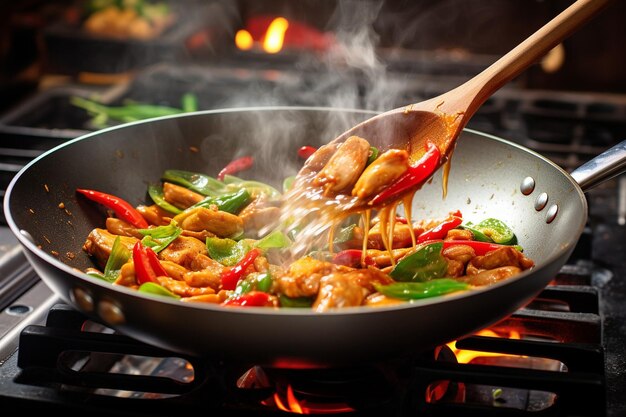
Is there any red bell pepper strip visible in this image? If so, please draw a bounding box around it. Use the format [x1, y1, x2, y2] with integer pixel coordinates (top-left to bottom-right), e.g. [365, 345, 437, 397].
[369, 142, 441, 206]
[222, 291, 271, 307]
[77, 189, 148, 229]
[217, 156, 254, 180]
[332, 249, 376, 268]
[297, 145, 317, 159]
[133, 242, 169, 285]
[221, 248, 261, 290]
[416, 210, 463, 244]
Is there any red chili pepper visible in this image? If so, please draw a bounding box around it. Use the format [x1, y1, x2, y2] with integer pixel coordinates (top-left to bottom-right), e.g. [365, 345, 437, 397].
[222, 291, 271, 307]
[394, 216, 408, 224]
[370, 142, 441, 206]
[221, 248, 261, 290]
[416, 211, 463, 244]
[77, 189, 149, 229]
[332, 249, 376, 268]
[133, 242, 169, 285]
[297, 145, 317, 159]
[217, 156, 254, 181]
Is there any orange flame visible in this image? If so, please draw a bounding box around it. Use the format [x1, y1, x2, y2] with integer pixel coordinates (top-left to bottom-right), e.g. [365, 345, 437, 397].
[447, 329, 522, 364]
[266, 383, 355, 414]
[235, 29, 254, 50]
[263, 17, 289, 53]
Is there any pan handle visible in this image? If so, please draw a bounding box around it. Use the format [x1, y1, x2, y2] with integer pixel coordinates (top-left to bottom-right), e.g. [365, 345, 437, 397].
[570, 140, 626, 192]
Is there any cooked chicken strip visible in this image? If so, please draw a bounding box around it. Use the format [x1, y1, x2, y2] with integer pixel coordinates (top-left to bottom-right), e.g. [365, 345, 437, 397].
[313, 136, 371, 195]
[158, 235, 208, 269]
[82, 228, 139, 268]
[163, 182, 203, 209]
[173, 206, 243, 238]
[352, 149, 409, 199]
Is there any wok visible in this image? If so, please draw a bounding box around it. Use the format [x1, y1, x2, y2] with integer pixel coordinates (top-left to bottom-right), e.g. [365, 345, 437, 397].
[5, 107, 626, 367]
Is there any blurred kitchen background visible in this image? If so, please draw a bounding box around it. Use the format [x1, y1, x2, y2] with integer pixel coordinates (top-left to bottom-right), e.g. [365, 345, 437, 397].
[1, 0, 626, 222]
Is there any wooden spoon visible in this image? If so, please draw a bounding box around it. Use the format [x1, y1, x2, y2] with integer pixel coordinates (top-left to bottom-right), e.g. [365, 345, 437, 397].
[297, 0, 612, 212]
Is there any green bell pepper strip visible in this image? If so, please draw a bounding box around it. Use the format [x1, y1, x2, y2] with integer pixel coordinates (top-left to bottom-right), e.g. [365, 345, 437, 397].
[138, 282, 180, 299]
[190, 188, 251, 214]
[162, 170, 227, 196]
[181, 92, 198, 112]
[70, 96, 185, 126]
[254, 230, 291, 251]
[137, 221, 182, 253]
[278, 294, 314, 308]
[233, 271, 273, 296]
[366, 146, 379, 166]
[282, 175, 296, 193]
[206, 237, 251, 266]
[390, 241, 448, 282]
[222, 175, 283, 200]
[88, 236, 131, 282]
[459, 222, 492, 242]
[471, 218, 518, 245]
[374, 279, 469, 301]
[147, 184, 182, 214]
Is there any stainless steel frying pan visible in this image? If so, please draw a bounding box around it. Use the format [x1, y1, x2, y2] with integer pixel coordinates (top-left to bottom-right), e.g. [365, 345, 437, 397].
[5, 107, 626, 367]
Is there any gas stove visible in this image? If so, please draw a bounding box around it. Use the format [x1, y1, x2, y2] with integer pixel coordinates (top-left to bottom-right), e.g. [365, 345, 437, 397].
[2, 2, 626, 410]
[0, 77, 625, 416]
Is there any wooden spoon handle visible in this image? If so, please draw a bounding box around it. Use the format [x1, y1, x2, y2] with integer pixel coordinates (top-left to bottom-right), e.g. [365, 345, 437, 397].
[439, 0, 613, 117]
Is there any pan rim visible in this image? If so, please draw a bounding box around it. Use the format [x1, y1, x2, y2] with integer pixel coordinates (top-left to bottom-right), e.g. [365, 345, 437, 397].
[3, 106, 588, 317]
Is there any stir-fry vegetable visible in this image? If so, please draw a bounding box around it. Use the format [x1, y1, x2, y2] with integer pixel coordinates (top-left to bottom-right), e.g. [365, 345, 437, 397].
[77, 188, 148, 228]
[78, 133, 535, 311]
[71, 94, 197, 129]
[133, 242, 169, 284]
[217, 156, 254, 180]
[370, 141, 440, 206]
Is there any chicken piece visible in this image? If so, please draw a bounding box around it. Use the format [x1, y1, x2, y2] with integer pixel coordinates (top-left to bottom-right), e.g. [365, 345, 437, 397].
[158, 235, 208, 269]
[365, 247, 413, 267]
[313, 136, 371, 195]
[352, 149, 409, 199]
[442, 244, 476, 277]
[312, 268, 394, 312]
[240, 206, 281, 236]
[136, 204, 173, 226]
[444, 229, 473, 241]
[183, 269, 222, 290]
[83, 228, 139, 268]
[160, 260, 190, 281]
[458, 266, 523, 286]
[173, 206, 243, 238]
[364, 292, 405, 307]
[181, 229, 216, 241]
[114, 261, 137, 288]
[106, 217, 144, 239]
[366, 222, 422, 250]
[163, 182, 203, 210]
[274, 256, 340, 298]
[156, 276, 216, 297]
[467, 246, 534, 275]
[181, 292, 229, 304]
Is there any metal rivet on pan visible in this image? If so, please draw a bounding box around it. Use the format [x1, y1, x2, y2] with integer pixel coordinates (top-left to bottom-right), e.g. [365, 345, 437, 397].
[70, 287, 94, 313]
[546, 204, 559, 223]
[534, 192, 549, 211]
[520, 177, 535, 195]
[97, 300, 126, 326]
